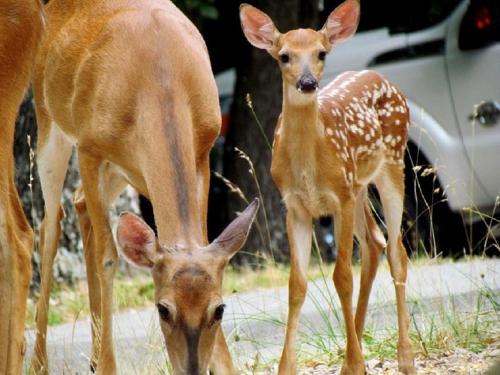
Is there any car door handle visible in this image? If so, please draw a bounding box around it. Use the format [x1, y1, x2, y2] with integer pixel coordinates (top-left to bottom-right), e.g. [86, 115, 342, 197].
[468, 101, 500, 127]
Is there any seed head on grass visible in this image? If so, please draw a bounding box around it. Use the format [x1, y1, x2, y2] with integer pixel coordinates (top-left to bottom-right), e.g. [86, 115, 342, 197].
[214, 171, 248, 203]
[245, 93, 253, 111]
[245, 93, 272, 151]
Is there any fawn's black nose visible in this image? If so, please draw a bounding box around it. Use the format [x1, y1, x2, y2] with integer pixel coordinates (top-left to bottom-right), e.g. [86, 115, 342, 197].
[297, 73, 318, 93]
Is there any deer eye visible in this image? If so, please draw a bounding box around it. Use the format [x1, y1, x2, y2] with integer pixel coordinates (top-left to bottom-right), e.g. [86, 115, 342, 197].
[279, 53, 290, 63]
[157, 303, 170, 322]
[318, 51, 326, 61]
[213, 304, 226, 321]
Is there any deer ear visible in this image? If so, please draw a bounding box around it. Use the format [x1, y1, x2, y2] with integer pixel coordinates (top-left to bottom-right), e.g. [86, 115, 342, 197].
[320, 0, 360, 45]
[207, 198, 260, 260]
[240, 4, 279, 51]
[116, 212, 159, 268]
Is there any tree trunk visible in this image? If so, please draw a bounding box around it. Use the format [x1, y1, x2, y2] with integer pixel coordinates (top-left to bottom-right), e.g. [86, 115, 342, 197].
[224, 0, 320, 263]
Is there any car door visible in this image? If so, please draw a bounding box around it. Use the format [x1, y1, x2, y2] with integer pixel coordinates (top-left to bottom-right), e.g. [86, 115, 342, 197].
[445, 0, 500, 206]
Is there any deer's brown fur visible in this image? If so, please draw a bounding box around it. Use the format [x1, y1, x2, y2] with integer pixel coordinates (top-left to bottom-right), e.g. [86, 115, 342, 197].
[0, 1, 43, 373]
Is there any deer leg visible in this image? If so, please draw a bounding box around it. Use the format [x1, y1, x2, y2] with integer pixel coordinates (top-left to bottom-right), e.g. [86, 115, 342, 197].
[278, 204, 312, 375]
[0, 146, 34, 375]
[75, 172, 126, 372]
[0, 90, 35, 374]
[354, 191, 386, 348]
[333, 196, 365, 375]
[375, 165, 415, 375]
[31, 125, 72, 375]
[0, 4, 41, 371]
[74, 187, 101, 372]
[78, 155, 125, 375]
[208, 327, 237, 375]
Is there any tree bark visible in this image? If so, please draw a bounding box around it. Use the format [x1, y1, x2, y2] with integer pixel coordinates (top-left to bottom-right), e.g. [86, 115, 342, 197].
[224, 0, 320, 263]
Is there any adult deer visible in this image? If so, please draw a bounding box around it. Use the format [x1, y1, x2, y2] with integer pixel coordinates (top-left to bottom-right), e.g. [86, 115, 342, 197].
[0, 1, 43, 373]
[240, 0, 415, 374]
[31, 0, 258, 374]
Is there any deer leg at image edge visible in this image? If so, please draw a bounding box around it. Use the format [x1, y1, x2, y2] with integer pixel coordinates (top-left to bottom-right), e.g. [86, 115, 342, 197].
[278, 204, 312, 375]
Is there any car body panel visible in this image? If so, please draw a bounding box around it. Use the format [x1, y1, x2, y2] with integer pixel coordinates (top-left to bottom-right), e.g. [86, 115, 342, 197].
[445, 1, 500, 204]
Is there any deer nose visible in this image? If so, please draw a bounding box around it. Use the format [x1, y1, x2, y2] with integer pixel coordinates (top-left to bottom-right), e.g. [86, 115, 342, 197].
[297, 73, 318, 93]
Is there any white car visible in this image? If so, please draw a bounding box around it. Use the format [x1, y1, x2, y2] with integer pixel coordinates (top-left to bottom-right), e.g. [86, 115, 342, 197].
[216, 0, 499, 254]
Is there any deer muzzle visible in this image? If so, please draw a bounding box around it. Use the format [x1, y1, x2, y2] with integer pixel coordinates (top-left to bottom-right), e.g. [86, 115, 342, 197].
[296, 72, 319, 93]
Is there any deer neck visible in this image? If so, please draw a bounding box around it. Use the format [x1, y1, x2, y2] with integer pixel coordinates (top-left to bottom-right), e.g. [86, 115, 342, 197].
[146, 172, 204, 250]
[281, 83, 323, 154]
[139, 103, 206, 250]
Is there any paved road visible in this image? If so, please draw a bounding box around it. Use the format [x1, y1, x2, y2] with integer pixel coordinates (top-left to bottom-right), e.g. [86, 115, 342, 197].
[24, 259, 499, 374]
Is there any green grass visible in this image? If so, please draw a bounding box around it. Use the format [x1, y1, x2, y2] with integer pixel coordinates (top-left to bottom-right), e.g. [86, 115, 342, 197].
[232, 260, 499, 373]
[25, 255, 498, 374]
[269, 286, 495, 374]
[25, 259, 334, 328]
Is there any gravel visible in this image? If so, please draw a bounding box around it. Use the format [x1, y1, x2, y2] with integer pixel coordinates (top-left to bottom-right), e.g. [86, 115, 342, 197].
[242, 343, 500, 375]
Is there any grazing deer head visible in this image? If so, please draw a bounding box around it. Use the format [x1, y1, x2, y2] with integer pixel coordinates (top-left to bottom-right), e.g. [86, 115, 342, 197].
[117, 199, 259, 374]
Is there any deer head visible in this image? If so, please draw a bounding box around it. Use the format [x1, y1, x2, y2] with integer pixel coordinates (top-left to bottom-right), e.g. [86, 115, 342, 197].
[116, 199, 259, 374]
[240, 0, 360, 103]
